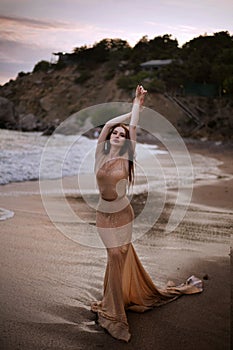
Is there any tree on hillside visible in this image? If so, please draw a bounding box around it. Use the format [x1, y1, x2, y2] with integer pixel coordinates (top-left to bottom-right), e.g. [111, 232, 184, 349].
[33, 60, 51, 73]
[180, 31, 233, 88]
[130, 35, 150, 66]
[148, 34, 179, 59]
[211, 47, 233, 94]
[129, 34, 180, 70]
[72, 38, 131, 67]
[46, 32, 233, 96]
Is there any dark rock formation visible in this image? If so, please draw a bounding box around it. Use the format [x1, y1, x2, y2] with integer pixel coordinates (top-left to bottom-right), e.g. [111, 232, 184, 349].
[0, 96, 18, 129]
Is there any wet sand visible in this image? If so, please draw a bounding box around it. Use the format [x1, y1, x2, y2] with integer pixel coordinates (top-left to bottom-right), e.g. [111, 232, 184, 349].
[0, 140, 232, 350]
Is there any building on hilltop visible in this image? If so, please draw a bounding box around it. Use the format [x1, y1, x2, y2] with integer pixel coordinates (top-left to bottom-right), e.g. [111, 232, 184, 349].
[140, 59, 173, 71]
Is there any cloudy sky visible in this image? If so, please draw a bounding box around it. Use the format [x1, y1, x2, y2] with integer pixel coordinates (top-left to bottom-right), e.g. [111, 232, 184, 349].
[0, 0, 232, 85]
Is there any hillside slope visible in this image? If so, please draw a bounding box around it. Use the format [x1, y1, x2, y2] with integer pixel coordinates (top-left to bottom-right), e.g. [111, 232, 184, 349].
[0, 63, 232, 141]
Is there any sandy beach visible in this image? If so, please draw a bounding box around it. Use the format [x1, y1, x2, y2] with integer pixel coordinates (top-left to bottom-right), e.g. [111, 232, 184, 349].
[0, 139, 231, 350]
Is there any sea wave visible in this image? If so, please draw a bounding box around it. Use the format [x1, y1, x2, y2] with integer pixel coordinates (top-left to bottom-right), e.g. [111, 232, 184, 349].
[0, 128, 223, 201]
[0, 129, 224, 229]
[0, 129, 168, 186]
[0, 129, 97, 185]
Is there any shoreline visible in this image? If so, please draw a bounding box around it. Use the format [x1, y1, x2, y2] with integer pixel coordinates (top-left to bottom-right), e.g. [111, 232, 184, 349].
[0, 139, 231, 350]
[186, 139, 233, 211]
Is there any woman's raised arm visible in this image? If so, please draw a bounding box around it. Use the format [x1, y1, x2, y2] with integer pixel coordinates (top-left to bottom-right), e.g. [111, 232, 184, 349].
[96, 85, 147, 155]
[97, 112, 132, 144]
[129, 85, 147, 151]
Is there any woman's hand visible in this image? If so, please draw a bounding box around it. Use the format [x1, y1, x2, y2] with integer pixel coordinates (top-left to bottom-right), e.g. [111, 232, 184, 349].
[135, 85, 147, 106]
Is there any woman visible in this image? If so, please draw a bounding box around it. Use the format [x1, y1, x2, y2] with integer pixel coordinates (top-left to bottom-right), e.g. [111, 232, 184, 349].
[91, 85, 203, 342]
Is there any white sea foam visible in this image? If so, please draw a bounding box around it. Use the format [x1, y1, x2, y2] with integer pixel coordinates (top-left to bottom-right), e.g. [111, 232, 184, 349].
[0, 129, 222, 190]
[0, 129, 97, 185]
[0, 127, 223, 229]
[0, 207, 14, 220]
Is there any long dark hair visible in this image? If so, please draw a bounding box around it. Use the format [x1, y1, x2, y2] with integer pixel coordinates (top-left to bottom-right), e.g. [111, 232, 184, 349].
[103, 123, 135, 185]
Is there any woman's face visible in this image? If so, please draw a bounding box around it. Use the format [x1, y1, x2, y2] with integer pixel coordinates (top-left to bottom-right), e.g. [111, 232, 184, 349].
[109, 126, 126, 148]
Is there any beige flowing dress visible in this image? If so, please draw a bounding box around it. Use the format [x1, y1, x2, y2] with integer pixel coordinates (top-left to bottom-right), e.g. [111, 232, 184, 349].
[91, 156, 203, 342]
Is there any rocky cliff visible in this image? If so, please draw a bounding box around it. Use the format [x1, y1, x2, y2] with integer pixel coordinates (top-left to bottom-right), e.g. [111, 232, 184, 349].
[0, 63, 232, 141]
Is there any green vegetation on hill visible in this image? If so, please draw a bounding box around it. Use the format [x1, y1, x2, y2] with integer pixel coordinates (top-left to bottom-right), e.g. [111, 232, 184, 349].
[0, 31, 232, 141]
[33, 32, 233, 97]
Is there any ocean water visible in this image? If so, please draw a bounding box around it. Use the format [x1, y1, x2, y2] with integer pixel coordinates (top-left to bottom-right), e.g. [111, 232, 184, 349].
[0, 129, 174, 185]
[0, 128, 223, 191]
[0, 129, 98, 185]
[0, 128, 223, 224]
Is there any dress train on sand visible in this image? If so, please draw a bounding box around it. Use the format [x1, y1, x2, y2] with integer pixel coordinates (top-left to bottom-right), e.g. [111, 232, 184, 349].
[91, 243, 203, 342]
